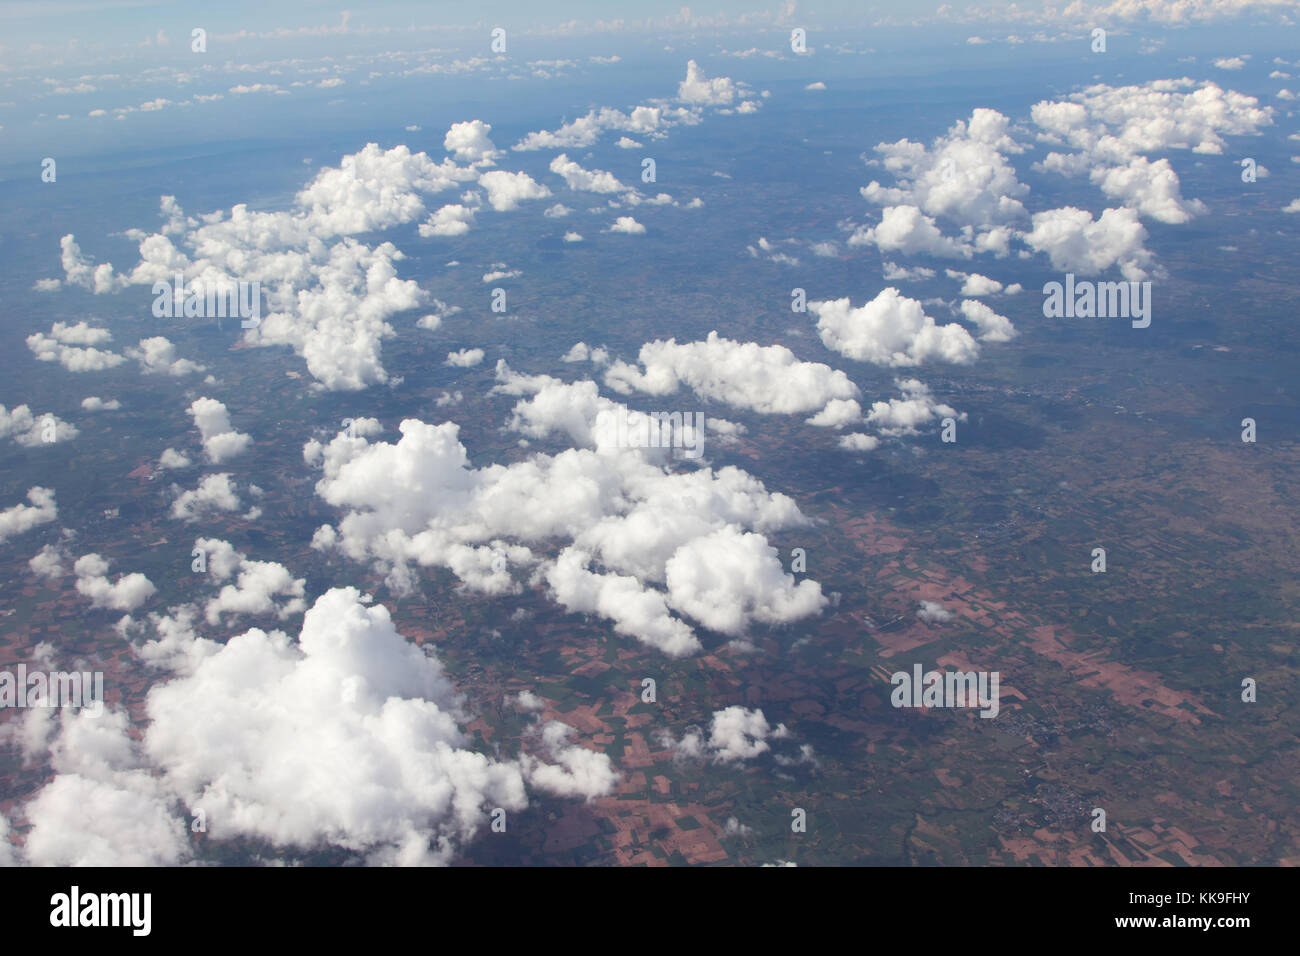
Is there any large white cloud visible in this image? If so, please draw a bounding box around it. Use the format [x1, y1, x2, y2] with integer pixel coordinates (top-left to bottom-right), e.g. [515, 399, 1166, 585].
[1031, 79, 1271, 225]
[1023, 205, 1155, 280]
[46, 143, 546, 392]
[306, 380, 824, 656]
[141, 586, 529, 865]
[860, 108, 1029, 237]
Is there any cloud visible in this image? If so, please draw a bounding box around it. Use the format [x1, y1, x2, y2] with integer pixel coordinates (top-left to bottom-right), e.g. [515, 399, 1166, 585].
[171, 473, 241, 521]
[419, 203, 477, 237]
[142, 586, 531, 865]
[188, 397, 253, 464]
[1023, 205, 1155, 280]
[0, 405, 77, 446]
[678, 59, 736, 106]
[863, 379, 962, 436]
[74, 553, 156, 611]
[917, 600, 954, 623]
[838, 433, 881, 452]
[1030, 79, 1271, 226]
[606, 216, 646, 234]
[127, 336, 206, 377]
[81, 396, 122, 411]
[810, 288, 981, 366]
[549, 154, 630, 195]
[477, 170, 552, 211]
[444, 119, 500, 163]
[307, 395, 821, 656]
[444, 348, 485, 368]
[858, 108, 1028, 251]
[959, 299, 1016, 342]
[0, 487, 58, 543]
[22, 709, 190, 866]
[159, 447, 192, 469]
[29, 542, 67, 579]
[193, 537, 307, 626]
[26, 321, 125, 372]
[669, 706, 789, 763]
[603, 331, 859, 416]
[522, 721, 619, 800]
[849, 204, 976, 258]
[663, 528, 826, 637]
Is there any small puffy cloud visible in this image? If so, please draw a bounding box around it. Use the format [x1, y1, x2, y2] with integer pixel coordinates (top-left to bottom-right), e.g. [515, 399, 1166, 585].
[193, 537, 306, 626]
[444, 348, 485, 368]
[477, 170, 551, 211]
[128, 337, 206, 377]
[550, 154, 628, 194]
[604, 331, 859, 415]
[561, 342, 608, 364]
[606, 216, 646, 234]
[159, 447, 192, 469]
[73, 553, 156, 611]
[810, 288, 980, 367]
[1213, 56, 1247, 70]
[849, 204, 974, 258]
[805, 81, 827, 91]
[959, 299, 1016, 342]
[563, 231, 583, 242]
[522, 721, 619, 801]
[678, 59, 736, 106]
[188, 397, 252, 464]
[170, 473, 241, 521]
[838, 433, 881, 452]
[81, 396, 121, 411]
[882, 261, 936, 281]
[863, 378, 961, 436]
[806, 399, 863, 429]
[26, 322, 124, 372]
[615, 136, 642, 149]
[29, 541, 68, 579]
[445, 120, 500, 163]
[0, 487, 58, 543]
[663, 528, 826, 636]
[0, 405, 77, 446]
[670, 707, 789, 764]
[917, 600, 953, 623]
[419, 203, 477, 237]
